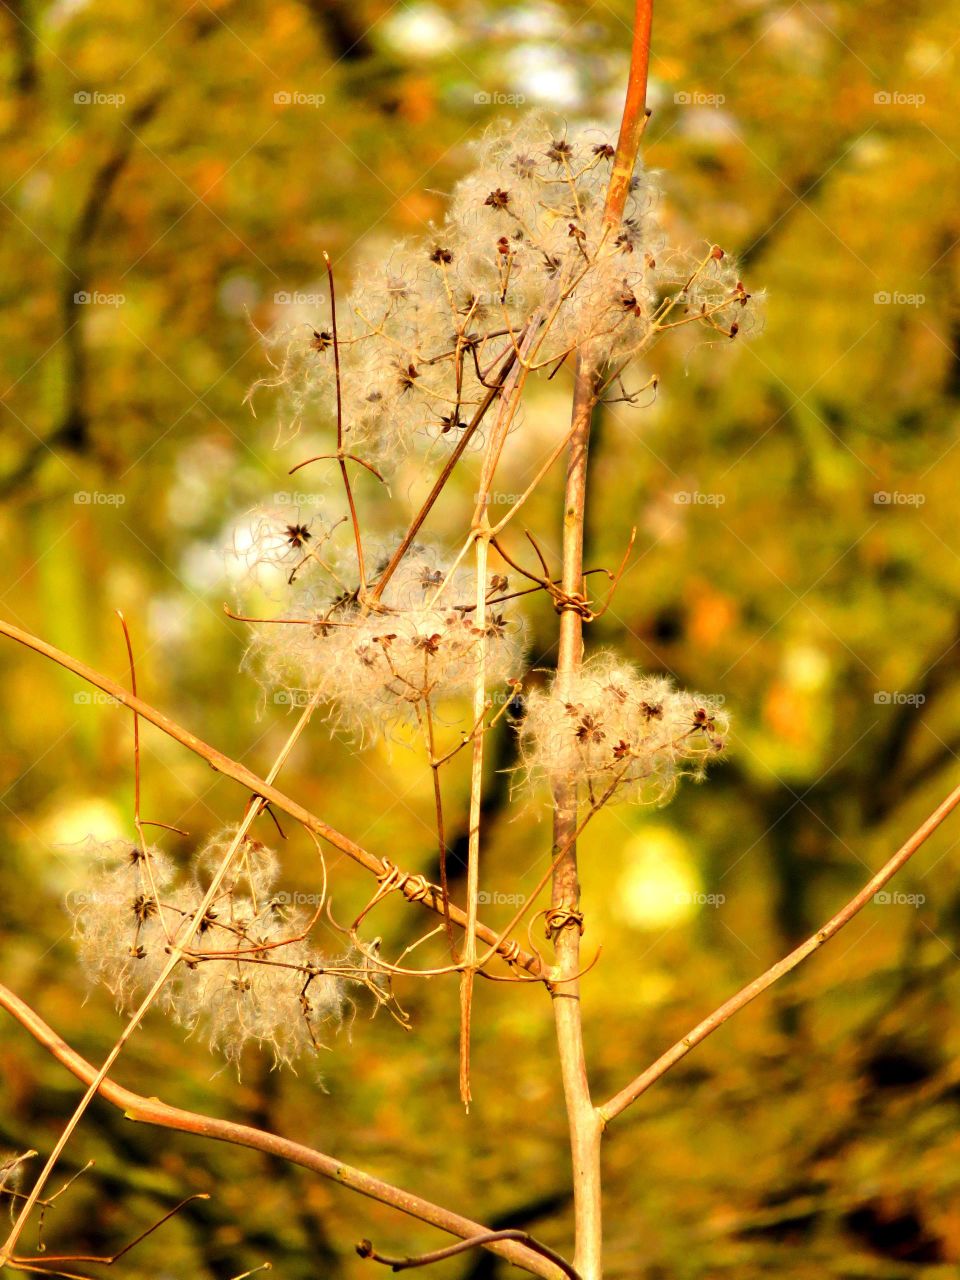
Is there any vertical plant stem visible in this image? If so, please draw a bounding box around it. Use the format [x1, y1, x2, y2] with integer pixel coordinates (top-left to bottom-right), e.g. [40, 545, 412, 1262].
[456, 306, 550, 1105]
[550, 368, 604, 1280]
[550, 3, 653, 1276]
[424, 698, 455, 950]
[324, 251, 367, 591]
[459, 528, 489, 1108]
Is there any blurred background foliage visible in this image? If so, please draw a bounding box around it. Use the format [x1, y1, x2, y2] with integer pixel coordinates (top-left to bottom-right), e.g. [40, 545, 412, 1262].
[2, 0, 960, 1276]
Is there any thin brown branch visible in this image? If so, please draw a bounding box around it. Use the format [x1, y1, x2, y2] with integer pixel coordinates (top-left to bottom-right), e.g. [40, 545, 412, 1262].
[12, 1195, 208, 1269]
[0, 617, 541, 977]
[289, 453, 385, 483]
[602, 3, 652, 231]
[422, 698, 454, 950]
[371, 346, 519, 601]
[324, 251, 368, 590]
[597, 775, 960, 1123]
[115, 612, 141, 833]
[0, 983, 563, 1280]
[356, 1230, 582, 1278]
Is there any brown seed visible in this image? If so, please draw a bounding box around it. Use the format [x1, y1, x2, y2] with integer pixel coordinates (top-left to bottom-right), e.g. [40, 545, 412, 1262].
[285, 523, 312, 548]
[484, 188, 510, 211]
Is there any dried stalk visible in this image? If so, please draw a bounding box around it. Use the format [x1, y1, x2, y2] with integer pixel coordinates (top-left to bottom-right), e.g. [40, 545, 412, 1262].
[458, 529, 489, 1107]
[549, 3, 653, 1276]
[356, 1230, 581, 1278]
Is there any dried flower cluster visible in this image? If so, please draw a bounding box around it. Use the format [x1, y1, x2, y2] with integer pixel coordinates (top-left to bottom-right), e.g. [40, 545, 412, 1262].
[243, 530, 525, 736]
[69, 833, 372, 1068]
[253, 114, 761, 463]
[519, 655, 729, 806]
[231, 496, 333, 596]
[64, 111, 751, 1085]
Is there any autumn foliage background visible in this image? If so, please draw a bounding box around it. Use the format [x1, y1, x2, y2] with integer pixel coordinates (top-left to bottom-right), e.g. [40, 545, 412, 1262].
[2, 0, 960, 1275]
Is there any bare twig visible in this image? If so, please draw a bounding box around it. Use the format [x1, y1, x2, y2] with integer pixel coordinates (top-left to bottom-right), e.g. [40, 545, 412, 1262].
[598, 775, 960, 1123]
[356, 1230, 582, 1278]
[9, 1195, 208, 1273]
[289, 453, 385, 482]
[0, 983, 564, 1280]
[0, 617, 541, 977]
[324, 251, 367, 590]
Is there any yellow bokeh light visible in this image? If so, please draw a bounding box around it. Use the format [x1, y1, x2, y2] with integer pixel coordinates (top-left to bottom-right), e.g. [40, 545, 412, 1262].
[614, 825, 704, 930]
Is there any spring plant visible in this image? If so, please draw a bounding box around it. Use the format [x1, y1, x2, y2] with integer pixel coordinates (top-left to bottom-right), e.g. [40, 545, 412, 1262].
[2, 5, 959, 1278]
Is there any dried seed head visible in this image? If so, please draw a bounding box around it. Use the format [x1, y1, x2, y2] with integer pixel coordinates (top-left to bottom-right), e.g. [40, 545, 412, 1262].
[248, 113, 762, 466]
[518, 654, 728, 807]
[247, 540, 526, 738]
[67, 830, 365, 1072]
[484, 187, 511, 210]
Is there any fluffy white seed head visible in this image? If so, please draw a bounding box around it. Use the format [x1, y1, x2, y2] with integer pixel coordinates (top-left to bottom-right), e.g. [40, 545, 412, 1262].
[247, 540, 526, 736]
[518, 654, 729, 806]
[194, 827, 280, 903]
[252, 113, 762, 465]
[68, 831, 360, 1069]
[228, 498, 334, 604]
[68, 836, 182, 1002]
[0, 1151, 32, 1202]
